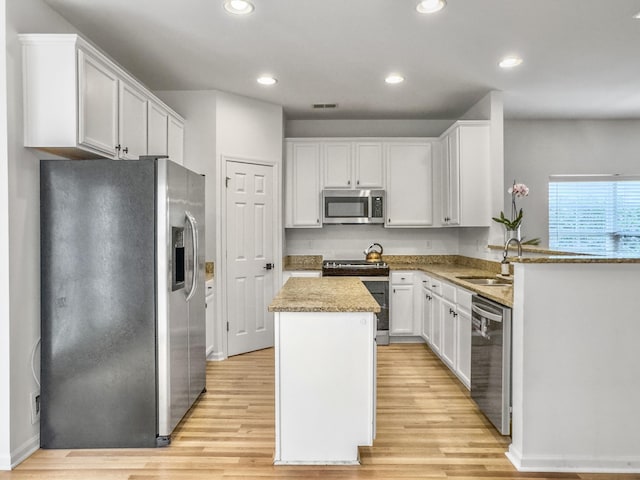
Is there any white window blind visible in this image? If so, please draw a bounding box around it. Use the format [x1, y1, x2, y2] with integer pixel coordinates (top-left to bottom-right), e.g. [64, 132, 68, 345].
[549, 175, 640, 256]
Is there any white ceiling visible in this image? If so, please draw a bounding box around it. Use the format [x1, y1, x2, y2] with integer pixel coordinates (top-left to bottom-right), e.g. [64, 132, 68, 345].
[43, 0, 640, 120]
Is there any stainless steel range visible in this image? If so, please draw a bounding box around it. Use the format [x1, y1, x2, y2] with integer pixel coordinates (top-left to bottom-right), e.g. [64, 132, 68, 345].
[322, 260, 390, 345]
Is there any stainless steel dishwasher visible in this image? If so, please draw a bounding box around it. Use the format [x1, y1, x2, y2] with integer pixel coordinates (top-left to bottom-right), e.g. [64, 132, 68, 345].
[470, 295, 512, 435]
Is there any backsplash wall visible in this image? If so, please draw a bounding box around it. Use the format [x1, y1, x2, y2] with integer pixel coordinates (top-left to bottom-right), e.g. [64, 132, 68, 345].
[285, 225, 460, 259]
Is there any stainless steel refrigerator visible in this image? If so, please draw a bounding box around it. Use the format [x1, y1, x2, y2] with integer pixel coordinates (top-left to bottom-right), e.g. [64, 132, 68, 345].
[40, 158, 206, 448]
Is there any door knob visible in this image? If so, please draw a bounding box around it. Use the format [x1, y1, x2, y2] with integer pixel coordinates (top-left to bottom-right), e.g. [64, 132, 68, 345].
[264, 263, 274, 270]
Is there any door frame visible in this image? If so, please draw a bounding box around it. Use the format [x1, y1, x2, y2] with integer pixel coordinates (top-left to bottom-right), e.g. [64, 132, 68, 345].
[215, 155, 282, 360]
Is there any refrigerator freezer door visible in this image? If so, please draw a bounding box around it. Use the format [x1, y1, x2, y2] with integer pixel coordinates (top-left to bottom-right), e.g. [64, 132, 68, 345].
[40, 159, 158, 448]
[187, 169, 206, 403]
[157, 159, 206, 437]
[157, 160, 190, 436]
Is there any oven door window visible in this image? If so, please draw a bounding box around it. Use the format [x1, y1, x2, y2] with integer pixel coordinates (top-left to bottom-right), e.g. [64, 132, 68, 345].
[325, 197, 368, 218]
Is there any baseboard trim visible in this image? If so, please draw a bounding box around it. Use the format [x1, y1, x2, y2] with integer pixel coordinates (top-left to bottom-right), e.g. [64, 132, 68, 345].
[9, 434, 39, 469]
[389, 336, 425, 344]
[507, 446, 640, 473]
[0, 454, 11, 471]
[207, 351, 225, 361]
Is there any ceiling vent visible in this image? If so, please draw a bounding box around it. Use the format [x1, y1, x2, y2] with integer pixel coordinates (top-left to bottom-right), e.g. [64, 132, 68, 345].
[312, 103, 338, 109]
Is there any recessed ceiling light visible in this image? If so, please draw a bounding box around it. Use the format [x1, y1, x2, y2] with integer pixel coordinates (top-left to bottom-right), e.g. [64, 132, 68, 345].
[385, 74, 405, 85]
[634, 11, 640, 19]
[223, 0, 254, 15]
[416, 0, 446, 14]
[257, 75, 277, 86]
[499, 56, 523, 69]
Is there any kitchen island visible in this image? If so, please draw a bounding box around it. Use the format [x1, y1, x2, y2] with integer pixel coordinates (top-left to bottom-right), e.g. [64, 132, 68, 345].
[508, 257, 640, 473]
[268, 277, 380, 465]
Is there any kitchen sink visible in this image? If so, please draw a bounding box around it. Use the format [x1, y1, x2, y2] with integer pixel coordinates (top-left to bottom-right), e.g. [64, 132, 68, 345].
[456, 276, 513, 286]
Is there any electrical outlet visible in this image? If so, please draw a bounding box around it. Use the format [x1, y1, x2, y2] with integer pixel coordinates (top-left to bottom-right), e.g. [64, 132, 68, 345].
[30, 391, 40, 424]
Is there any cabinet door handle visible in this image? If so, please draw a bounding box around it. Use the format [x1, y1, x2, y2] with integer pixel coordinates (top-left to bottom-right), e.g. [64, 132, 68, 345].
[388, 218, 391, 223]
[357, 180, 360, 185]
[347, 180, 351, 185]
[317, 218, 320, 224]
[122, 146, 128, 155]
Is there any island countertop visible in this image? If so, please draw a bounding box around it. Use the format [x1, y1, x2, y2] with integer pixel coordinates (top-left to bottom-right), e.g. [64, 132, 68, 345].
[268, 277, 381, 313]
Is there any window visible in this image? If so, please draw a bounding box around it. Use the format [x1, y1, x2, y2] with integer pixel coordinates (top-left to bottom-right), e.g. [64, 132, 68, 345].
[549, 175, 640, 256]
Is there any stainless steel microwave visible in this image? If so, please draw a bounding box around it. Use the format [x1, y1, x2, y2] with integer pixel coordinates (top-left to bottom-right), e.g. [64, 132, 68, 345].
[322, 189, 385, 224]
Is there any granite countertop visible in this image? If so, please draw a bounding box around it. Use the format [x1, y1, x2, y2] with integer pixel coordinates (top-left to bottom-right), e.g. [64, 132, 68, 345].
[510, 255, 640, 263]
[387, 262, 513, 307]
[282, 254, 513, 307]
[268, 277, 381, 313]
[282, 255, 323, 271]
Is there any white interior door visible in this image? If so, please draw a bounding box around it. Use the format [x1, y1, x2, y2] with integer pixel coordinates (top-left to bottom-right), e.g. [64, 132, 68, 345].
[226, 160, 275, 356]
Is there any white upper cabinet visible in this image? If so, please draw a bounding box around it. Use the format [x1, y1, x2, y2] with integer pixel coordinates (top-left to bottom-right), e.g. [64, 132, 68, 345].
[118, 80, 148, 160]
[353, 142, 384, 189]
[440, 121, 490, 226]
[385, 141, 433, 228]
[20, 34, 184, 160]
[147, 101, 169, 156]
[285, 141, 322, 228]
[323, 142, 352, 188]
[323, 141, 384, 189]
[77, 49, 119, 157]
[167, 115, 185, 165]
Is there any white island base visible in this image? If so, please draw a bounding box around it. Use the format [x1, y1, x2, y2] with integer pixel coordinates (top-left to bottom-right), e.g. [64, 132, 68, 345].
[507, 261, 640, 473]
[273, 311, 376, 465]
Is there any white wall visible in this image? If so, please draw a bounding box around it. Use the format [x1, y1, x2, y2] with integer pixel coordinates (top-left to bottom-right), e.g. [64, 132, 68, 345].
[217, 92, 283, 162]
[0, 0, 11, 469]
[2, 0, 78, 469]
[458, 91, 505, 260]
[215, 92, 283, 360]
[504, 120, 640, 247]
[286, 225, 459, 258]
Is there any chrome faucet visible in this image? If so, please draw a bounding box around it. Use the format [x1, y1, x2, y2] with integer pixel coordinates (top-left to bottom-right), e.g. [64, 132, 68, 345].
[504, 237, 523, 259]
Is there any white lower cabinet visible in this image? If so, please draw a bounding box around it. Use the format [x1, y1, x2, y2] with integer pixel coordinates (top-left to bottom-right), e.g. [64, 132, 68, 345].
[454, 288, 473, 388]
[429, 279, 443, 354]
[390, 272, 416, 336]
[419, 276, 472, 390]
[420, 275, 433, 343]
[440, 297, 457, 369]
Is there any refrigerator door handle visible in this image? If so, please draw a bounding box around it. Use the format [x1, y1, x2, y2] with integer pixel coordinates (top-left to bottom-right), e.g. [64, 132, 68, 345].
[185, 211, 199, 302]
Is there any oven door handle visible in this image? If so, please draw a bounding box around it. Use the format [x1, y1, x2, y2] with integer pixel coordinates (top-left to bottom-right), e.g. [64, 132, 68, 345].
[471, 304, 503, 322]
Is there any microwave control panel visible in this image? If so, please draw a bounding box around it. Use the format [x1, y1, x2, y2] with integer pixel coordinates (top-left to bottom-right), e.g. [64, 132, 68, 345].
[372, 196, 384, 218]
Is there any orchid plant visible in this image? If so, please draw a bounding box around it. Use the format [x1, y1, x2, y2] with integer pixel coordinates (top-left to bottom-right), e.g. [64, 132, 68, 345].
[493, 181, 529, 230]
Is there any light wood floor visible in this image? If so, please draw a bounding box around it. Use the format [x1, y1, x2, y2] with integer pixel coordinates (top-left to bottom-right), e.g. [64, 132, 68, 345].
[3, 344, 639, 479]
